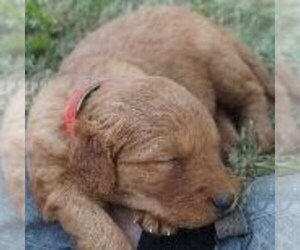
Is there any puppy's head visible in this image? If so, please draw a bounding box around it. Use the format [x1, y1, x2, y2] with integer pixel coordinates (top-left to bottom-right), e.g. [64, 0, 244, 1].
[70, 76, 240, 229]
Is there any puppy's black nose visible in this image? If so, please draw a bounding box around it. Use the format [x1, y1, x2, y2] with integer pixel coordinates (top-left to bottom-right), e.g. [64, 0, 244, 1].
[212, 193, 234, 213]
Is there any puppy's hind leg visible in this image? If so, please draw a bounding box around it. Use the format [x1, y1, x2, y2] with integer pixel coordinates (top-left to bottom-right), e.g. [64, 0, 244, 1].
[220, 27, 275, 101]
[210, 51, 274, 153]
[215, 108, 240, 159]
[43, 183, 132, 250]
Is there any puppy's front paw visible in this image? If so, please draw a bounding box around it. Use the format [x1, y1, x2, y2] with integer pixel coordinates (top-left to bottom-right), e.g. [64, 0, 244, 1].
[133, 211, 177, 236]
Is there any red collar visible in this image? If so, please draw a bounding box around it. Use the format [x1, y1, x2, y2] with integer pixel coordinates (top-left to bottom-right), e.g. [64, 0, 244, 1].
[64, 79, 106, 137]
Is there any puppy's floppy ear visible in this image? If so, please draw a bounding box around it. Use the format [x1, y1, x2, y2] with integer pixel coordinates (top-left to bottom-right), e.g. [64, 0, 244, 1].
[67, 120, 116, 198]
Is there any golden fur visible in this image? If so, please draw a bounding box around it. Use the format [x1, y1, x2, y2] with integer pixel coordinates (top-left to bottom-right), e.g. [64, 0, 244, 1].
[28, 6, 274, 249]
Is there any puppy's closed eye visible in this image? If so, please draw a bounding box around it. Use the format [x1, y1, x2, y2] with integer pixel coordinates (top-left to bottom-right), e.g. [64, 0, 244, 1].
[120, 157, 185, 169]
[145, 157, 186, 168]
[167, 157, 186, 168]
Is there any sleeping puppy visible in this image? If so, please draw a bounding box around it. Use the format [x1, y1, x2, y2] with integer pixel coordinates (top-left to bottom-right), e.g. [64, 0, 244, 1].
[28, 6, 273, 250]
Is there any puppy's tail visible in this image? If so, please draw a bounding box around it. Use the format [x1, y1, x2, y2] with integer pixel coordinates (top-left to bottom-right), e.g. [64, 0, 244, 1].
[235, 43, 275, 101]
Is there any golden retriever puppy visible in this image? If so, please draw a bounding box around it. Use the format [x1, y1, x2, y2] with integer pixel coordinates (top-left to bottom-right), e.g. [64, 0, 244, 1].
[28, 6, 273, 250]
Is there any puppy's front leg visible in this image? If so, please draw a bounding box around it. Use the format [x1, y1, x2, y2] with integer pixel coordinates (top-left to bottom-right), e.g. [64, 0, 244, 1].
[215, 108, 240, 157]
[133, 210, 177, 236]
[44, 184, 132, 250]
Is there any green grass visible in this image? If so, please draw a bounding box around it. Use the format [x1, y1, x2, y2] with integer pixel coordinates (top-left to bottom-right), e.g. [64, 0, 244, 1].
[229, 127, 274, 182]
[25, 0, 109, 77]
[0, 0, 24, 76]
[25, 0, 275, 178]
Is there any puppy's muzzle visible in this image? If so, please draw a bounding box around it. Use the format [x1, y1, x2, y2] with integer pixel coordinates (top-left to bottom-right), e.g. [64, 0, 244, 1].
[212, 193, 235, 214]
